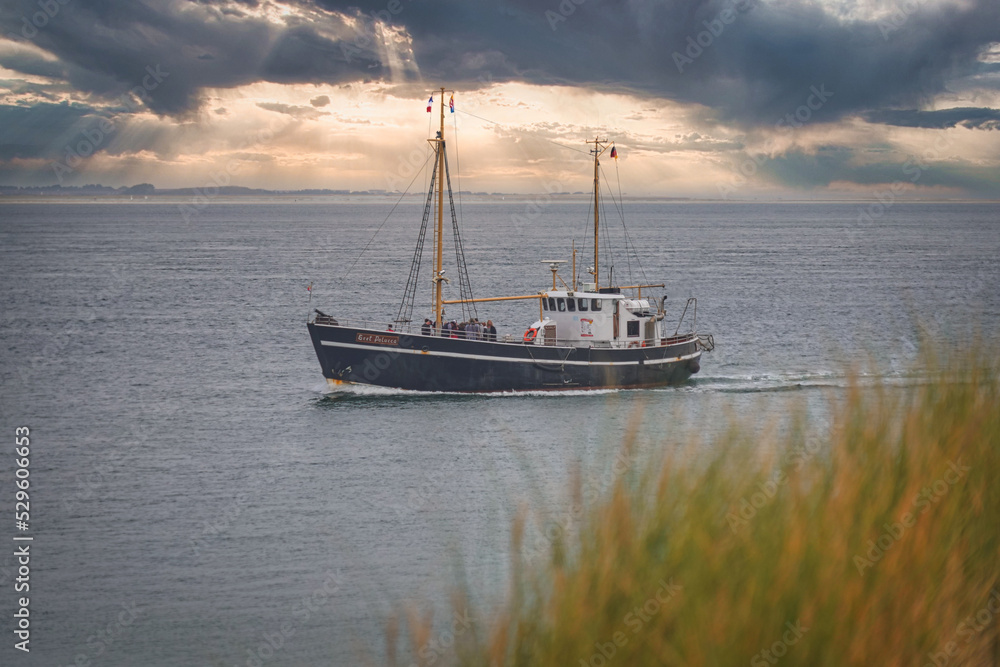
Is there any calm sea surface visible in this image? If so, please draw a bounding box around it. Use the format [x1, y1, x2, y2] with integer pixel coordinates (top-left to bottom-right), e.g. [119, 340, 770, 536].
[0, 200, 998, 665]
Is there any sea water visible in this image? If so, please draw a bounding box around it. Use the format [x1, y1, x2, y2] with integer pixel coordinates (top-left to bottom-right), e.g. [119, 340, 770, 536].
[0, 200, 997, 664]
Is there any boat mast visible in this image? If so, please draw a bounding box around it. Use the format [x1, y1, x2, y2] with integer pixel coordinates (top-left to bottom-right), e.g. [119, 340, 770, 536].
[431, 87, 448, 329]
[587, 137, 608, 290]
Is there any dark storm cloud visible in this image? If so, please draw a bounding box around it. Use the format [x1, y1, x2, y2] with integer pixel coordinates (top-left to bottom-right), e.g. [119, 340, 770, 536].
[0, 0, 385, 115]
[0, 78, 70, 102]
[0, 49, 67, 79]
[756, 147, 1000, 194]
[313, 0, 1000, 125]
[0, 102, 98, 159]
[2, 0, 999, 192]
[2, 0, 997, 123]
[863, 107, 1000, 130]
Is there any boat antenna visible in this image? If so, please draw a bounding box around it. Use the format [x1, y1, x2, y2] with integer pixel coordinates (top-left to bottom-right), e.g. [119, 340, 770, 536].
[542, 260, 568, 290]
[571, 241, 577, 291]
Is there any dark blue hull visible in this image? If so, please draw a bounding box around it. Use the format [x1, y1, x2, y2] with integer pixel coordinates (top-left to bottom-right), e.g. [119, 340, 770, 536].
[307, 322, 702, 392]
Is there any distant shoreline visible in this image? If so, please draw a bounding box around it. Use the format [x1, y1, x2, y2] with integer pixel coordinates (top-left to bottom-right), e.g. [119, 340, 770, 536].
[1, 194, 995, 205]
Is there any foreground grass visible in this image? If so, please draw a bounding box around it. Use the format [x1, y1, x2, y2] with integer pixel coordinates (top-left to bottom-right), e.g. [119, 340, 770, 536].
[395, 346, 1000, 666]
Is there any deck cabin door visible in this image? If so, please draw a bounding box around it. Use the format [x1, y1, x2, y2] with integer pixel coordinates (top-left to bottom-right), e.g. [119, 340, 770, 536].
[644, 320, 657, 346]
[613, 303, 620, 339]
[543, 323, 557, 346]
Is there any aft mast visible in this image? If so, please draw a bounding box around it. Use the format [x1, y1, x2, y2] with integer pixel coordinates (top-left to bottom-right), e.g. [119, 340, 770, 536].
[586, 137, 610, 290]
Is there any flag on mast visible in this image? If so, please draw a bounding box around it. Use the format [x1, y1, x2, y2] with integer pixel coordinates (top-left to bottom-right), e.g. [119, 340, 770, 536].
[449, 95, 455, 113]
[426, 96, 433, 112]
[610, 146, 618, 159]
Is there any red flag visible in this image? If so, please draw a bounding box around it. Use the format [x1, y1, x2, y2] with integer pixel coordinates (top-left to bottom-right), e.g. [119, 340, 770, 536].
[426, 96, 433, 112]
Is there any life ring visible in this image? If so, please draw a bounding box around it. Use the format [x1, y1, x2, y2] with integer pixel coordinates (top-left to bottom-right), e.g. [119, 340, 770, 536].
[523, 327, 539, 343]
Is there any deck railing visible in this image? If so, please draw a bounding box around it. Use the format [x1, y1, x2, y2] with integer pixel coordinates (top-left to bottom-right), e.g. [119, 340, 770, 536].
[311, 314, 416, 332]
[311, 314, 699, 349]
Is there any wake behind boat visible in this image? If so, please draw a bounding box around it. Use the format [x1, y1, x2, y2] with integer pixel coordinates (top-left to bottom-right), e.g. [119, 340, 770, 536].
[307, 88, 714, 393]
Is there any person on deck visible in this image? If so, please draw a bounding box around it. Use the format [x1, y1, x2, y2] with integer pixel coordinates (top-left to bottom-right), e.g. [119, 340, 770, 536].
[486, 320, 497, 342]
[421, 318, 432, 336]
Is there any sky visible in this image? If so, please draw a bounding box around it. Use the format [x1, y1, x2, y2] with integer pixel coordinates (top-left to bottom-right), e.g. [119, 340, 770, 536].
[0, 0, 998, 198]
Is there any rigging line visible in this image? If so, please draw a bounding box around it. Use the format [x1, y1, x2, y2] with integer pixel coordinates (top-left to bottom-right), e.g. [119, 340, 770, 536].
[452, 110, 465, 244]
[396, 150, 438, 326]
[613, 156, 649, 286]
[624, 219, 650, 287]
[424, 109, 434, 195]
[599, 165, 632, 286]
[614, 154, 625, 219]
[621, 207, 650, 287]
[579, 190, 594, 283]
[343, 151, 434, 280]
[443, 146, 478, 321]
[601, 163, 650, 288]
[581, 140, 601, 284]
[600, 179, 615, 287]
[455, 109, 591, 155]
[598, 165, 620, 280]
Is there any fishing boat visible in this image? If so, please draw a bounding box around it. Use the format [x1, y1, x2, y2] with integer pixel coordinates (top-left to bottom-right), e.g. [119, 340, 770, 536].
[307, 88, 713, 392]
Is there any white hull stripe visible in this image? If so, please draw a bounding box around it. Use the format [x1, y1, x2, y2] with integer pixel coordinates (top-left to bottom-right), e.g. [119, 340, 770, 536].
[319, 340, 701, 366]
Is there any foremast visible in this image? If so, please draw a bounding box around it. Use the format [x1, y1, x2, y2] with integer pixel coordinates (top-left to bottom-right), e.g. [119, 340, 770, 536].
[429, 87, 451, 330]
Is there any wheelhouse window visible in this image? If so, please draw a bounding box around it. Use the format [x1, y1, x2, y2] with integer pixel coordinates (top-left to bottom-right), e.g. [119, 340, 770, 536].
[548, 297, 556, 311]
[627, 320, 640, 337]
[541, 298, 548, 311]
[578, 299, 588, 311]
[557, 298, 567, 312]
[566, 298, 576, 312]
[591, 299, 603, 311]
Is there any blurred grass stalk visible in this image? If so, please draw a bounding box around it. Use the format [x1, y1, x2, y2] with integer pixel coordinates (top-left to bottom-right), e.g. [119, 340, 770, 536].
[394, 342, 999, 666]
